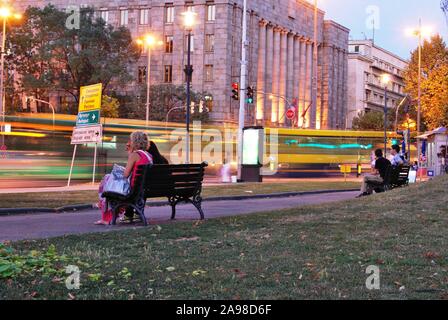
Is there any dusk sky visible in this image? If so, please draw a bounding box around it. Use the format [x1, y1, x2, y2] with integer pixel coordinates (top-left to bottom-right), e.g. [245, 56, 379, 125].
[317, 0, 448, 59]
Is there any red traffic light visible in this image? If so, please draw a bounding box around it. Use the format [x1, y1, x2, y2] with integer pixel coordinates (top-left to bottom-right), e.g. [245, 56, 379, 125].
[232, 82, 239, 90]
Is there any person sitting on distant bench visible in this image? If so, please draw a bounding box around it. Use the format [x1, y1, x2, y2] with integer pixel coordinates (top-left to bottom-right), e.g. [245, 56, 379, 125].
[391, 144, 405, 166]
[357, 149, 391, 198]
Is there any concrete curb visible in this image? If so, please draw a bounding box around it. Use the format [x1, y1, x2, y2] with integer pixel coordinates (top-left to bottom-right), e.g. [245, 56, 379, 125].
[0, 189, 359, 216]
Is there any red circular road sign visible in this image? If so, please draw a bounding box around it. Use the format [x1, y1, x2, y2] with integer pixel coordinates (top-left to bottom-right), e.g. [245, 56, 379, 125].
[286, 108, 295, 120]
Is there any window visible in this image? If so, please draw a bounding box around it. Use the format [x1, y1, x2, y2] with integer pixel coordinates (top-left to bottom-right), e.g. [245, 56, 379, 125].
[100, 10, 109, 23]
[205, 34, 215, 52]
[205, 65, 214, 81]
[185, 35, 194, 52]
[206, 3, 216, 21]
[165, 5, 174, 24]
[138, 66, 147, 84]
[164, 65, 173, 83]
[185, 2, 194, 12]
[120, 10, 129, 26]
[140, 9, 149, 25]
[165, 36, 173, 53]
[354, 45, 359, 53]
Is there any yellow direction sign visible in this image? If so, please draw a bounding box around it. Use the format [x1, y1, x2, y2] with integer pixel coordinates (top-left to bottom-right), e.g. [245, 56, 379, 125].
[79, 83, 102, 112]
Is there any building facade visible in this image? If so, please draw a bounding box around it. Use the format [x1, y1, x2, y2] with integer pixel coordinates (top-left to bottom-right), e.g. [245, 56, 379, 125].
[15, 0, 349, 129]
[347, 40, 409, 128]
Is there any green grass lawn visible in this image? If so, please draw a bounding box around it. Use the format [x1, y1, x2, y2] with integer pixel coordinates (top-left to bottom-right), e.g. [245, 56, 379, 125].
[0, 181, 359, 209]
[1, 176, 447, 300]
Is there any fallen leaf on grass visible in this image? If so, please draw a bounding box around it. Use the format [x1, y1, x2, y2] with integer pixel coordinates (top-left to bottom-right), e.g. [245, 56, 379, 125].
[175, 237, 200, 242]
[425, 252, 440, 260]
[192, 269, 207, 276]
[166, 267, 176, 272]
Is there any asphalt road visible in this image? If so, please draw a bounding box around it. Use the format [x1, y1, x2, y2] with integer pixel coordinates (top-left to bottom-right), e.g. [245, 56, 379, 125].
[0, 191, 358, 242]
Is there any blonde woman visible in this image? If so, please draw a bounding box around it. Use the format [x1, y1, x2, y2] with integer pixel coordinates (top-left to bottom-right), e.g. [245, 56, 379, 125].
[96, 131, 153, 225]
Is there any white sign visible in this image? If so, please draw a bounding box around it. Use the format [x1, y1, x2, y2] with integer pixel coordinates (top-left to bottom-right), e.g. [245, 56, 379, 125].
[71, 124, 102, 145]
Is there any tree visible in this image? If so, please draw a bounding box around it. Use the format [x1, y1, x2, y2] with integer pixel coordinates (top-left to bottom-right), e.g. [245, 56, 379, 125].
[7, 5, 140, 113]
[351, 107, 409, 131]
[101, 95, 119, 118]
[352, 111, 385, 131]
[114, 84, 211, 123]
[403, 35, 448, 129]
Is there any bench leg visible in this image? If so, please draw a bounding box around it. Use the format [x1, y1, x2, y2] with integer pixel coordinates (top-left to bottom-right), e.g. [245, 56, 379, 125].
[168, 197, 178, 220]
[191, 196, 205, 220]
[135, 198, 147, 226]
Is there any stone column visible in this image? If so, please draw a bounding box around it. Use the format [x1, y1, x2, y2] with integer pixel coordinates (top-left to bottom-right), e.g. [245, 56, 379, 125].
[286, 33, 295, 113]
[256, 20, 268, 124]
[298, 38, 307, 128]
[339, 49, 347, 129]
[293, 35, 301, 117]
[342, 50, 348, 129]
[271, 27, 281, 124]
[331, 47, 338, 129]
[278, 30, 288, 126]
[336, 49, 342, 128]
[265, 25, 274, 124]
[304, 40, 313, 128]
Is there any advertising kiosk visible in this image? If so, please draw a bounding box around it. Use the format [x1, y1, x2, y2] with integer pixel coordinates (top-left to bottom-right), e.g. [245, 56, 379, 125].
[241, 126, 264, 182]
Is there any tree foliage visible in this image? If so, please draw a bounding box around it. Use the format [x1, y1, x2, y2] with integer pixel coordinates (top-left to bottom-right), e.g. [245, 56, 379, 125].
[101, 95, 119, 118]
[352, 111, 386, 131]
[403, 35, 448, 129]
[7, 5, 140, 113]
[115, 84, 212, 123]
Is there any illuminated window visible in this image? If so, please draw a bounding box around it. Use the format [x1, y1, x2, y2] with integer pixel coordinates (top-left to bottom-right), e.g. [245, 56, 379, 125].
[120, 10, 128, 26]
[139, 9, 149, 25]
[165, 36, 173, 53]
[164, 65, 173, 83]
[205, 34, 215, 52]
[206, 3, 216, 21]
[165, 5, 174, 24]
[204, 65, 213, 81]
[100, 10, 109, 23]
[185, 35, 194, 52]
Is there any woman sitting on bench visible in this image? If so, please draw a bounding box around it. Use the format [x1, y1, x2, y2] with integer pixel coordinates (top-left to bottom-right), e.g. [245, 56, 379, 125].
[95, 131, 153, 225]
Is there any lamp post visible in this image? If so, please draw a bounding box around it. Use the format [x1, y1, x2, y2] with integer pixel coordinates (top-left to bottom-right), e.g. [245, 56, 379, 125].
[26, 97, 55, 133]
[182, 10, 197, 164]
[136, 34, 161, 130]
[406, 21, 431, 180]
[0, 5, 21, 146]
[381, 74, 391, 157]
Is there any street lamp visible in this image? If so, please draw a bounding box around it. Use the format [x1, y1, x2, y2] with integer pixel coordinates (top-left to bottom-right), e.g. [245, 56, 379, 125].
[182, 10, 197, 164]
[406, 20, 432, 180]
[26, 97, 55, 134]
[380, 73, 391, 156]
[0, 5, 21, 146]
[136, 33, 162, 130]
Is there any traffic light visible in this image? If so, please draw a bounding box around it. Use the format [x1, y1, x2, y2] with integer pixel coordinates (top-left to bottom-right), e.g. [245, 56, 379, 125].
[231, 82, 239, 101]
[246, 86, 254, 104]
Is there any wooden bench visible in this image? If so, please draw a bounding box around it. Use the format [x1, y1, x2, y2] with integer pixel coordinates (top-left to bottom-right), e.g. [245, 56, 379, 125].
[102, 162, 208, 226]
[374, 165, 410, 193]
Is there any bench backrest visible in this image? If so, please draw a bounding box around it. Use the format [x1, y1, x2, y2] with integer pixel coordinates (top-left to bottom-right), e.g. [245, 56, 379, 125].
[133, 162, 208, 199]
[391, 165, 410, 186]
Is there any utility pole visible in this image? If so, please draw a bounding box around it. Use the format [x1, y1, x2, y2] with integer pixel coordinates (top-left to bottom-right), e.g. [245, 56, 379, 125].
[237, 0, 248, 181]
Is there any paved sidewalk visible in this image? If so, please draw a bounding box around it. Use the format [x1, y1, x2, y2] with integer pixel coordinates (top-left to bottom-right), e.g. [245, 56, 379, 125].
[0, 177, 362, 194]
[0, 191, 358, 241]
